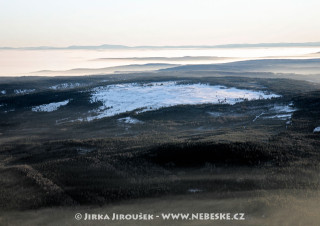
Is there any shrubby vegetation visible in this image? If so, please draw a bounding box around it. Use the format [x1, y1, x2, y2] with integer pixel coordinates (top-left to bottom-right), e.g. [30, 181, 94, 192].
[0, 75, 319, 211]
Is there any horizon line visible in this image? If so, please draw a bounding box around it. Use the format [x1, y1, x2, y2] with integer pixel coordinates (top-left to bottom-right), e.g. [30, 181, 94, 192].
[1, 41, 320, 50]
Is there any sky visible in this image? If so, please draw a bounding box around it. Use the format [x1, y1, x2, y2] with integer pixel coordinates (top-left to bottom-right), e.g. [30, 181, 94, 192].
[0, 0, 320, 47]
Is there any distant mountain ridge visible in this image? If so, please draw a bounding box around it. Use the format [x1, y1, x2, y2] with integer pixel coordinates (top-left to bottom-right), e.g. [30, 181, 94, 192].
[161, 58, 320, 75]
[2, 42, 320, 50]
[31, 63, 179, 76]
[93, 56, 229, 61]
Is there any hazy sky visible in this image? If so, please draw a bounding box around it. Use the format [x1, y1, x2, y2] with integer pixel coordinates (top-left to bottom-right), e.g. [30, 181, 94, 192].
[1, 0, 320, 47]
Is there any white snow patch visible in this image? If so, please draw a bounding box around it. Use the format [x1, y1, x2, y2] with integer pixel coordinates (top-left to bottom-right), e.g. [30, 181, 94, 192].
[4, 109, 14, 113]
[265, 114, 293, 120]
[0, 90, 6, 95]
[313, 127, 320, 133]
[32, 100, 70, 112]
[85, 81, 280, 121]
[188, 188, 203, 193]
[117, 117, 143, 124]
[14, 89, 35, 94]
[271, 104, 296, 113]
[263, 103, 297, 121]
[207, 112, 222, 117]
[49, 83, 81, 90]
[55, 118, 72, 125]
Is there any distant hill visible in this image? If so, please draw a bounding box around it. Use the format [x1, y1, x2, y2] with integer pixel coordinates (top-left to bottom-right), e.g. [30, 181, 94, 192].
[93, 56, 229, 62]
[31, 63, 179, 76]
[161, 58, 320, 75]
[2, 42, 320, 50]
